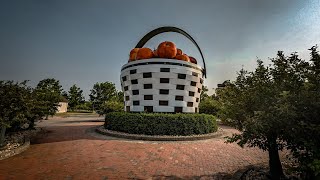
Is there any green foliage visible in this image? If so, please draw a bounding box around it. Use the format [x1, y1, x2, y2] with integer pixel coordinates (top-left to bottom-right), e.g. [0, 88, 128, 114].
[89, 82, 118, 115]
[0, 81, 29, 129]
[67, 84, 84, 111]
[200, 85, 209, 102]
[218, 47, 320, 179]
[199, 97, 221, 116]
[35, 78, 62, 119]
[115, 91, 124, 102]
[283, 46, 320, 179]
[0, 81, 28, 146]
[0, 81, 46, 146]
[74, 101, 93, 111]
[105, 112, 217, 136]
[101, 101, 124, 114]
[24, 88, 47, 129]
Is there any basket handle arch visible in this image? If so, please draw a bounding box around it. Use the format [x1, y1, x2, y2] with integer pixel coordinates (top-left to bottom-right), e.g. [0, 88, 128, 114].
[135, 26, 207, 78]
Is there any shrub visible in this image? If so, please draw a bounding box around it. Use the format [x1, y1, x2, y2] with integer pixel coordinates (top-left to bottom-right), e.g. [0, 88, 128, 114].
[104, 112, 217, 136]
[199, 98, 220, 115]
[101, 101, 124, 114]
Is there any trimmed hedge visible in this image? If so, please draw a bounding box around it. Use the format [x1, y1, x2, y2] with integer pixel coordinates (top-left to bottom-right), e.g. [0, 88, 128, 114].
[104, 112, 218, 136]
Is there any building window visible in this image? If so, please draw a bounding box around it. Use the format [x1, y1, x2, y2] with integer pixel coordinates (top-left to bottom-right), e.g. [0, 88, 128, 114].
[131, 79, 138, 84]
[198, 88, 201, 93]
[160, 78, 169, 83]
[144, 95, 153, 100]
[133, 101, 139, 106]
[200, 78, 204, 84]
[178, 74, 186, 79]
[190, 81, 196, 86]
[176, 85, 185, 90]
[132, 90, 139, 95]
[125, 96, 129, 101]
[174, 107, 183, 113]
[159, 100, 169, 106]
[144, 106, 153, 112]
[144, 84, 152, 89]
[196, 98, 199, 102]
[124, 86, 128, 91]
[143, 72, 152, 78]
[122, 76, 127, 81]
[187, 102, 193, 107]
[192, 72, 198, 77]
[126, 106, 130, 112]
[195, 107, 198, 113]
[189, 91, 195, 97]
[159, 89, 169, 95]
[130, 69, 137, 74]
[160, 68, 170, 72]
[175, 96, 183, 101]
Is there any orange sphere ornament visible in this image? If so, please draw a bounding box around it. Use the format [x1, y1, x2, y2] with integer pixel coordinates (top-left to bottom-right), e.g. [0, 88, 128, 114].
[157, 41, 177, 59]
[153, 49, 158, 58]
[136, 48, 154, 60]
[189, 56, 197, 64]
[129, 48, 140, 61]
[177, 48, 183, 56]
[175, 54, 190, 62]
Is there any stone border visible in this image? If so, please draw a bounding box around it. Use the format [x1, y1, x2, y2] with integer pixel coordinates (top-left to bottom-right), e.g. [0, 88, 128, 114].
[0, 138, 30, 160]
[95, 126, 224, 141]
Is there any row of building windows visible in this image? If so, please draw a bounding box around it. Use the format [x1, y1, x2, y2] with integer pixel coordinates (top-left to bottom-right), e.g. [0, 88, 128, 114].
[124, 89, 201, 98]
[125, 95, 199, 102]
[124, 78, 199, 86]
[124, 85, 202, 93]
[122, 72, 202, 83]
[129, 100, 195, 107]
[125, 106, 198, 113]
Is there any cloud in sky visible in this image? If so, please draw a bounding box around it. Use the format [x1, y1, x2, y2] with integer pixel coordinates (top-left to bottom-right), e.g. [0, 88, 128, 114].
[0, 0, 319, 99]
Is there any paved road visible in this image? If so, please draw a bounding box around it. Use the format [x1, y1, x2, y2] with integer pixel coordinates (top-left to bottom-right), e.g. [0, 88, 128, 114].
[0, 116, 273, 179]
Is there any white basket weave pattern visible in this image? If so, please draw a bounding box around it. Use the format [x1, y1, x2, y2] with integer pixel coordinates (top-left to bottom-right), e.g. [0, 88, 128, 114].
[120, 59, 204, 113]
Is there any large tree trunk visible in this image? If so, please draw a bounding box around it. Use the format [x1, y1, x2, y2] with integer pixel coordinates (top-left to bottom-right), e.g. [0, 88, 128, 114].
[0, 126, 6, 148]
[268, 136, 284, 180]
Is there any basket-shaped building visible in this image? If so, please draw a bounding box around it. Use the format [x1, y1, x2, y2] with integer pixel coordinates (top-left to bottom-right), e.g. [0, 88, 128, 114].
[120, 27, 207, 113]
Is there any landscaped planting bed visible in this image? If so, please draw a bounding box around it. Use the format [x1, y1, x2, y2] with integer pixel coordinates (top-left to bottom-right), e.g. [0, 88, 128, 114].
[104, 112, 217, 136]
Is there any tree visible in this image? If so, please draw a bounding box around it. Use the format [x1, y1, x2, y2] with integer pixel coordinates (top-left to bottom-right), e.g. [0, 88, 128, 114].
[218, 50, 313, 179]
[35, 78, 62, 119]
[200, 85, 209, 102]
[22, 87, 47, 130]
[67, 84, 84, 111]
[75, 101, 93, 111]
[283, 46, 320, 179]
[0, 81, 29, 147]
[101, 101, 124, 114]
[199, 97, 220, 115]
[89, 82, 117, 115]
[61, 91, 68, 99]
[116, 91, 124, 103]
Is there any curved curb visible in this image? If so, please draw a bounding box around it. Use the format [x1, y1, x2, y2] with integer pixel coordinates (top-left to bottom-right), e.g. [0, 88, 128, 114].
[0, 138, 30, 160]
[95, 126, 224, 141]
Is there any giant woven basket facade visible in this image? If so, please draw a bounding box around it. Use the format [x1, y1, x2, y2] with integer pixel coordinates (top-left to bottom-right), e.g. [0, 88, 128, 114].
[120, 27, 206, 113]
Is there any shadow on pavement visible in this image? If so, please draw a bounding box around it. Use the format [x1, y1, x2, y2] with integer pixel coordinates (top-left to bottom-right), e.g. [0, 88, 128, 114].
[31, 125, 102, 144]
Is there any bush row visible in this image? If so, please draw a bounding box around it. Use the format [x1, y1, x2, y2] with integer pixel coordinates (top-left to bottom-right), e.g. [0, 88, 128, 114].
[104, 112, 217, 136]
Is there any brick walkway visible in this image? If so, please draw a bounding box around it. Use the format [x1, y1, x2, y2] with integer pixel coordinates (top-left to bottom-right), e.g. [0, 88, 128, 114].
[0, 117, 271, 179]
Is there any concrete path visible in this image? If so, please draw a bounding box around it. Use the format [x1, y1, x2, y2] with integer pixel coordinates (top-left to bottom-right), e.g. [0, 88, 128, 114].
[0, 116, 272, 179]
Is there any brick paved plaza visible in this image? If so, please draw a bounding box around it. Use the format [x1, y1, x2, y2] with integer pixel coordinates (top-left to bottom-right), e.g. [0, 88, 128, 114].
[0, 116, 271, 179]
